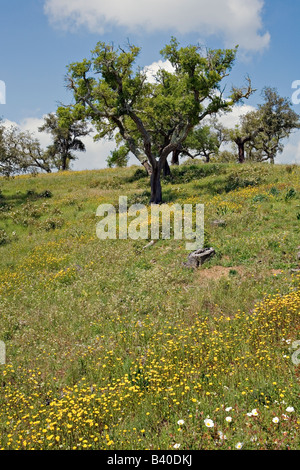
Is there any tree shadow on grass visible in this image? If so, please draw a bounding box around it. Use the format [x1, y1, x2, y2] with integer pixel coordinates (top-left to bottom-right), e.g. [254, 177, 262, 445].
[2, 189, 53, 208]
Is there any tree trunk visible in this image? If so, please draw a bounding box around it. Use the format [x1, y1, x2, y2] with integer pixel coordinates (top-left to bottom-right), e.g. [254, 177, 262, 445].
[238, 142, 245, 163]
[171, 150, 180, 165]
[61, 154, 68, 171]
[163, 159, 171, 177]
[150, 167, 162, 204]
[205, 153, 210, 163]
[143, 160, 152, 176]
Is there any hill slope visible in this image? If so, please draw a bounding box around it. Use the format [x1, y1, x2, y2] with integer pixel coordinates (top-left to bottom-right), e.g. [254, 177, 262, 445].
[0, 162, 299, 450]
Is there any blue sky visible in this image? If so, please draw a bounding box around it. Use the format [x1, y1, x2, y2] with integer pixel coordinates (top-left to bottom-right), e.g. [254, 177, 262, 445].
[1, 0, 300, 168]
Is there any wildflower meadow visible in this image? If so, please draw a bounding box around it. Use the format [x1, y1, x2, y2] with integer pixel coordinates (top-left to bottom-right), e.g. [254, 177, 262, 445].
[0, 163, 299, 450]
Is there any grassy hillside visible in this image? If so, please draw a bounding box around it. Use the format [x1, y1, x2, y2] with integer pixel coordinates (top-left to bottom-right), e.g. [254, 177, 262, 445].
[0, 162, 299, 450]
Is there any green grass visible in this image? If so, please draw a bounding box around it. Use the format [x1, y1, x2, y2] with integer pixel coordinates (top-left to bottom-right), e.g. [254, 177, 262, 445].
[0, 162, 299, 450]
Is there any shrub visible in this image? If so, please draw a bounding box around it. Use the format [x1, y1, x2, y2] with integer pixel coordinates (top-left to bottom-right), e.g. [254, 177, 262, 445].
[164, 164, 223, 184]
[128, 191, 151, 206]
[224, 168, 267, 193]
[26, 189, 38, 198]
[26, 189, 52, 199]
[101, 177, 124, 189]
[285, 188, 297, 201]
[39, 190, 53, 198]
[269, 187, 280, 197]
[0, 201, 10, 212]
[0, 229, 10, 246]
[252, 194, 269, 203]
[127, 168, 149, 182]
[38, 217, 64, 231]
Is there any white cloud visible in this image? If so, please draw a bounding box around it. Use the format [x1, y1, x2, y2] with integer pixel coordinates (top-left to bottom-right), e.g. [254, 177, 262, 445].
[0, 81, 6, 105]
[44, 0, 270, 52]
[143, 60, 175, 84]
[72, 134, 118, 170]
[277, 130, 300, 164]
[3, 116, 52, 149]
[21, 117, 53, 149]
[217, 104, 256, 129]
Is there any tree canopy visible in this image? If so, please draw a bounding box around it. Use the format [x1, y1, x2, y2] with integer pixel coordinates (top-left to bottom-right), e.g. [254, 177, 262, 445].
[226, 87, 300, 164]
[3, 40, 296, 187]
[250, 87, 300, 163]
[0, 121, 53, 176]
[66, 37, 253, 202]
[38, 107, 91, 171]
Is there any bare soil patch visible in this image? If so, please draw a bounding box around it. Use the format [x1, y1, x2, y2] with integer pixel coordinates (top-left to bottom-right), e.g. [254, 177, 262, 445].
[197, 265, 245, 282]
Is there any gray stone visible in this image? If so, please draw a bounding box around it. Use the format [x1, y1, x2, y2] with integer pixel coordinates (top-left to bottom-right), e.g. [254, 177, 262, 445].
[211, 220, 226, 227]
[184, 247, 216, 268]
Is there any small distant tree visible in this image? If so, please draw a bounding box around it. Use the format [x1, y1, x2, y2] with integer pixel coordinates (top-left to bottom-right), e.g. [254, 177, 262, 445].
[250, 87, 300, 163]
[39, 106, 90, 171]
[184, 119, 225, 163]
[227, 87, 300, 163]
[0, 121, 14, 176]
[0, 123, 53, 176]
[106, 145, 130, 168]
[225, 110, 264, 163]
[169, 126, 219, 165]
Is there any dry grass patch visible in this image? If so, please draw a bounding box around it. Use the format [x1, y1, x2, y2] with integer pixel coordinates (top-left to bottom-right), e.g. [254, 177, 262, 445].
[196, 265, 245, 282]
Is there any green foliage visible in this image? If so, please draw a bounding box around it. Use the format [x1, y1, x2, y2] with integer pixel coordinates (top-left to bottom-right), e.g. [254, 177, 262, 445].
[252, 194, 269, 203]
[107, 145, 129, 168]
[38, 217, 65, 231]
[285, 188, 297, 201]
[128, 190, 151, 205]
[182, 124, 222, 162]
[38, 109, 90, 171]
[26, 189, 53, 199]
[0, 229, 10, 246]
[215, 150, 237, 163]
[66, 37, 253, 202]
[248, 89, 300, 163]
[163, 163, 222, 184]
[224, 167, 267, 192]
[226, 87, 300, 163]
[269, 186, 280, 197]
[1, 123, 52, 176]
[128, 168, 149, 182]
[38, 190, 53, 198]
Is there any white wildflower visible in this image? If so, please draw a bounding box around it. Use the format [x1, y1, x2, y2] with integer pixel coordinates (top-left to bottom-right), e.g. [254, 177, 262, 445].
[204, 419, 214, 428]
[286, 407, 295, 413]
